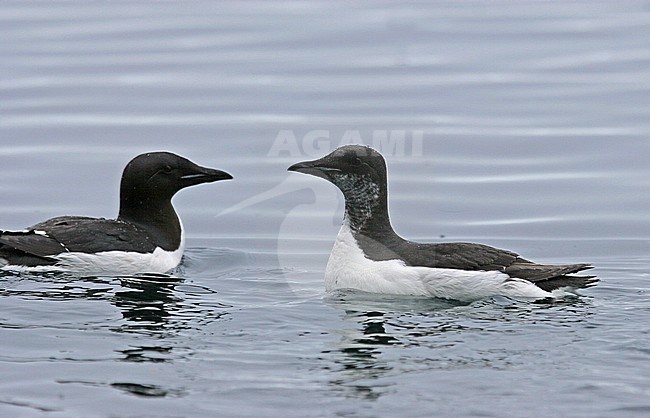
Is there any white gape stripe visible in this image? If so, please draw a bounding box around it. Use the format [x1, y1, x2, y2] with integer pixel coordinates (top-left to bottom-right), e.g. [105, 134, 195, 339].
[324, 220, 553, 302]
[0, 221, 186, 276]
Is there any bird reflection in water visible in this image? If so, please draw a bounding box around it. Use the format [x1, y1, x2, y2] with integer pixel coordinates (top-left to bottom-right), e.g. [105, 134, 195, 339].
[323, 292, 469, 400]
[112, 273, 182, 332]
[323, 291, 594, 400]
[109, 273, 228, 398]
[112, 273, 230, 334]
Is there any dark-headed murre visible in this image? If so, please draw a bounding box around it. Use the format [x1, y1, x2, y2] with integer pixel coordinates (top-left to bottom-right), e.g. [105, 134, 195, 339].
[0, 152, 232, 275]
[288, 145, 597, 301]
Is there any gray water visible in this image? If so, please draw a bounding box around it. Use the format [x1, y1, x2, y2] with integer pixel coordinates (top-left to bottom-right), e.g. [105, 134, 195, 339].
[1, 1, 649, 416]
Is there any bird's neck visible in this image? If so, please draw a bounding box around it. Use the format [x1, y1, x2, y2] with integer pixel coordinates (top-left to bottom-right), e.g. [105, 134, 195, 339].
[342, 179, 395, 238]
[117, 193, 182, 250]
[342, 186, 408, 263]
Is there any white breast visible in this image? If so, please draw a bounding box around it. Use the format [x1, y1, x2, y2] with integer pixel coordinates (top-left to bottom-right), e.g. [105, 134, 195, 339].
[324, 221, 552, 302]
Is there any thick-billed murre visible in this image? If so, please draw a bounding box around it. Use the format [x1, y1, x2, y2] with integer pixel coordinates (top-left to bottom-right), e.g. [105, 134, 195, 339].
[288, 145, 597, 301]
[0, 152, 232, 275]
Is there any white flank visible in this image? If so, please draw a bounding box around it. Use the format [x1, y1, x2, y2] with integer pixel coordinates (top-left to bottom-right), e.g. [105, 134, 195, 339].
[325, 221, 552, 302]
[1, 222, 185, 276]
[51, 244, 184, 275]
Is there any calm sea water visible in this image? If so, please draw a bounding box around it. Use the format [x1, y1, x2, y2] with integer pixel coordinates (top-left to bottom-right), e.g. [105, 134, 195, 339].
[1, 1, 649, 416]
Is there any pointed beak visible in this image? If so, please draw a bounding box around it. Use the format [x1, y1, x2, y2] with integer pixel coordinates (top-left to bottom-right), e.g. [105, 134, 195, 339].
[288, 157, 340, 180]
[181, 166, 233, 186]
[287, 160, 317, 173]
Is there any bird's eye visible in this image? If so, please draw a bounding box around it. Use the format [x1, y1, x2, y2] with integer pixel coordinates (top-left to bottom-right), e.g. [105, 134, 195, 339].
[350, 156, 362, 166]
[162, 165, 173, 174]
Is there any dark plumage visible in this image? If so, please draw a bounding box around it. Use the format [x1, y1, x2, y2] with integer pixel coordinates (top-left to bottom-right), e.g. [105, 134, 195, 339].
[0, 152, 232, 272]
[288, 145, 596, 296]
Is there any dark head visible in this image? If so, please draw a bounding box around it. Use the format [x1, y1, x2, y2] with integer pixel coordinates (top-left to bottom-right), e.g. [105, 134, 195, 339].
[288, 145, 389, 230]
[288, 145, 387, 189]
[118, 151, 232, 226]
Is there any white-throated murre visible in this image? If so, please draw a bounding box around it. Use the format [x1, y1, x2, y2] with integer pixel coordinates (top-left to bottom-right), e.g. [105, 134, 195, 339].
[288, 145, 596, 301]
[0, 151, 232, 275]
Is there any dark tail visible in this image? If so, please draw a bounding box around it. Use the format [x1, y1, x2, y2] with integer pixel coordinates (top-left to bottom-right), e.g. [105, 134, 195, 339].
[506, 262, 597, 291]
[534, 273, 598, 292]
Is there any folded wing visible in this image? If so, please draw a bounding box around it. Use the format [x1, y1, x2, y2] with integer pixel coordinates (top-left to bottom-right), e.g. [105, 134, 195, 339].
[406, 242, 596, 291]
[0, 216, 157, 266]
